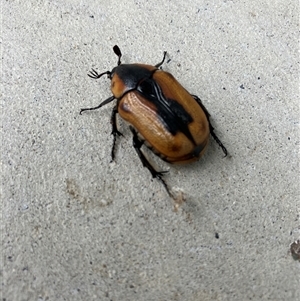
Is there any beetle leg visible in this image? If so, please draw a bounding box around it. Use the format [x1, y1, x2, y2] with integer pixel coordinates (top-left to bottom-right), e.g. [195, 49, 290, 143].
[191, 94, 211, 117]
[192, 95, 228, 157]
[79, 96, 115, 115]
[155, 51, 167, 68]
[208, 124, 228, 157]
[129, 126, 173, 197]
[110, 105, 123, 161]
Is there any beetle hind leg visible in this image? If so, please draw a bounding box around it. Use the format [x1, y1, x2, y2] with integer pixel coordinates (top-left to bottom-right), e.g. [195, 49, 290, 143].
[129, 126, 173, 197]
[192, 95, 228, 157]
[208, 124, 228, 157]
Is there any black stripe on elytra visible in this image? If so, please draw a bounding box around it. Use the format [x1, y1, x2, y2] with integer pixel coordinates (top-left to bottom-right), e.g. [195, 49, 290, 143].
[136, 78, 196, 145]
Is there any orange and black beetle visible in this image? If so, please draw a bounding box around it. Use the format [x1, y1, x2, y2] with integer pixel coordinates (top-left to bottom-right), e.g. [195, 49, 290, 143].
[80, 45, 227, 197]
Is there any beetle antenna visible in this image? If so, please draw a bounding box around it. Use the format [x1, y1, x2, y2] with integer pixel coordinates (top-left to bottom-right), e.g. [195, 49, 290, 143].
[113, 45, 122, 65]
[88, 69, 111, 79]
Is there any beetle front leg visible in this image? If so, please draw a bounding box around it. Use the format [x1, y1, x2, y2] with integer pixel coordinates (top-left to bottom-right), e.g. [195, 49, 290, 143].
[129, 126, 173, 197]
[155, 51, 167, 68]
[192, 95, 228, 157]
[110, 105, 123, 161]
[79, 96, 115, 115]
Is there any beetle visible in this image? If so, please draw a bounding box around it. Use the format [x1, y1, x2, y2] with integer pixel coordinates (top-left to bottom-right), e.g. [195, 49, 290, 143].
[80, 45, 227, 198]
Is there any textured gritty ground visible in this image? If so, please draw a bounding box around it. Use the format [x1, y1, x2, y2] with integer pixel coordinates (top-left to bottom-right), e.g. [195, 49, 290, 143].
[2, 1, 299, 300]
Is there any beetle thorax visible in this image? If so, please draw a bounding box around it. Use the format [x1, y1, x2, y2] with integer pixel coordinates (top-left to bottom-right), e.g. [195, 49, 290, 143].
[110, 64, 156, 99]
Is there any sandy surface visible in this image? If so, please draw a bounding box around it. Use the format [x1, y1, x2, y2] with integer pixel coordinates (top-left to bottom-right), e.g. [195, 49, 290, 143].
[2, 1, 299, 300]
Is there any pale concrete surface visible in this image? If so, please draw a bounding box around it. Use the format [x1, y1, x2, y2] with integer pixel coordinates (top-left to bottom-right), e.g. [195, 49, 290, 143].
[2, 1, 299, 300]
